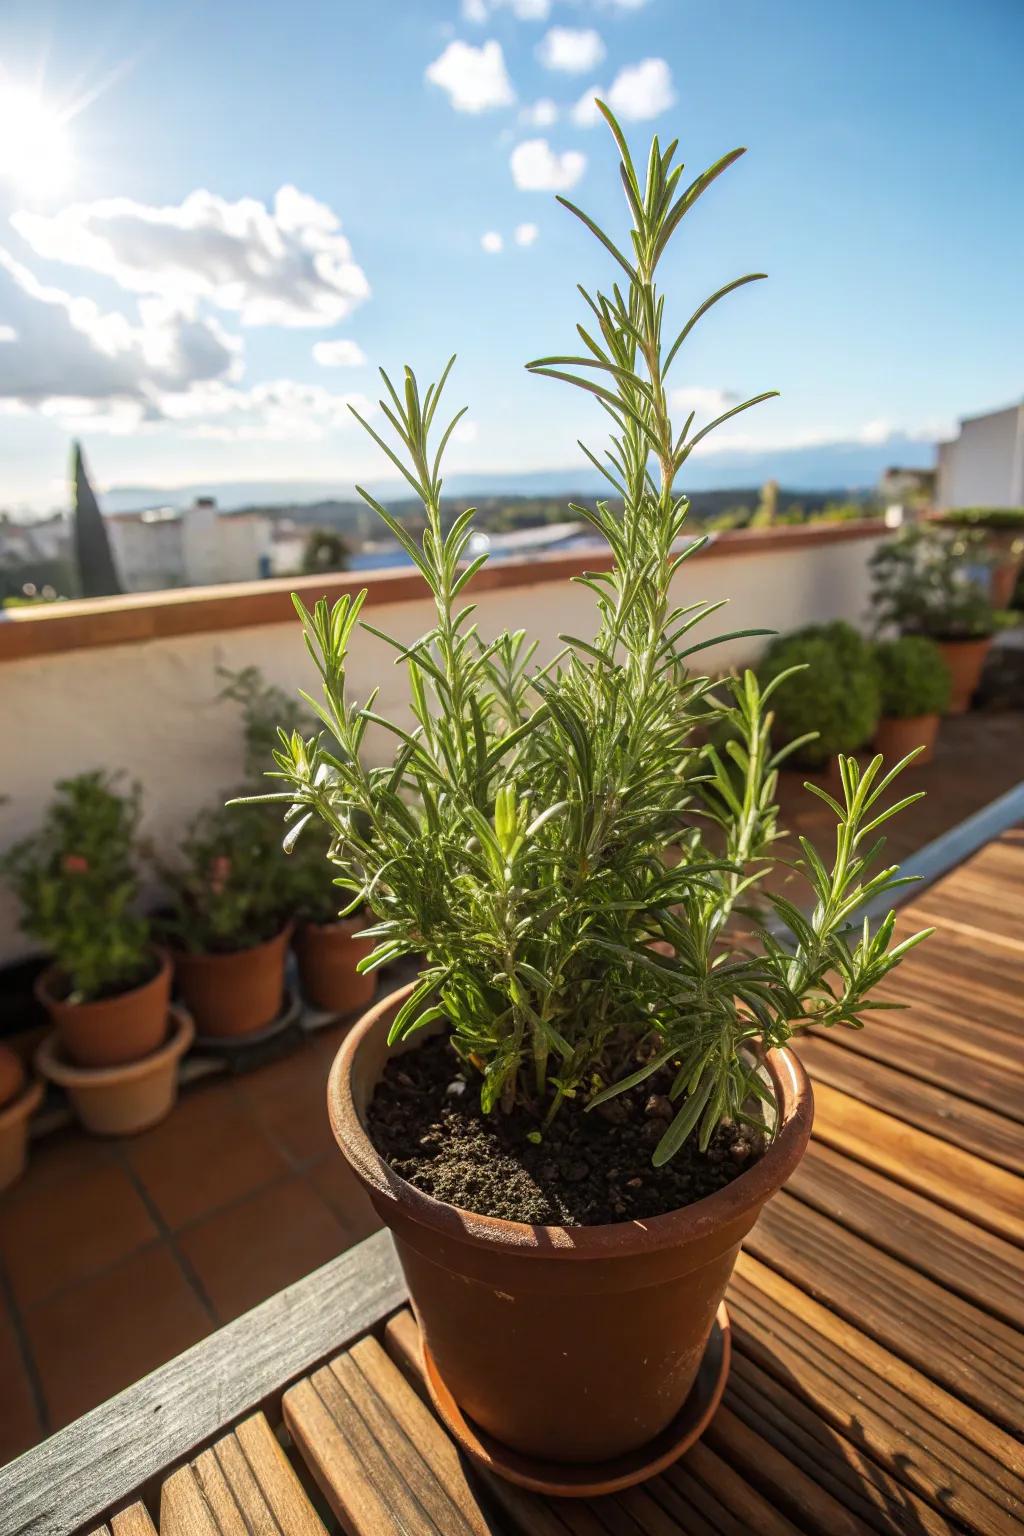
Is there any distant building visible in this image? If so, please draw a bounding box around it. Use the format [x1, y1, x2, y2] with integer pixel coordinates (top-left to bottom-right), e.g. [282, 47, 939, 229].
[878, 466, 936, 505]
[106, 497, 273, 592]
[936, 401, 1024, 510]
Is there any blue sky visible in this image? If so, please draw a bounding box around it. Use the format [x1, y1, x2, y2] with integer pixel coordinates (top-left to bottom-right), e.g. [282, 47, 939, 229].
[0, 0, 1022, 510]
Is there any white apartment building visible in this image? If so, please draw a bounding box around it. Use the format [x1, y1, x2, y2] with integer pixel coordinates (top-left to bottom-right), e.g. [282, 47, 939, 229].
[936, 401, 1024, 509]
[106, 497, 273, 592]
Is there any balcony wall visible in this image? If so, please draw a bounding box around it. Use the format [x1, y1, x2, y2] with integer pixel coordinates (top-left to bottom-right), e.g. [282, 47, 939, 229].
[0, 520, 887, 965]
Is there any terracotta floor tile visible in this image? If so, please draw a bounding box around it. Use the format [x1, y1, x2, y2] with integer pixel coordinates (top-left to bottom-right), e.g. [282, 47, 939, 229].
[177, 1176, 347, 1323]
[0, 1159, 157, 1310]
[24, 1242, 211, 1429]
[12, 1127, 113, 1193]
[123, 1080, 286, 1229]
[0, 1309, 44, 1465]
[306, 1153, 381, 1246]
[235, 1044, 337, 1167]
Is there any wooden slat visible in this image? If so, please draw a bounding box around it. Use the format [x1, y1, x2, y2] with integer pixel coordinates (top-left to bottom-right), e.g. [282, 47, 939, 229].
[747, 1188, 1024, 1429]
[786, 1141, 1024, 1329]
[0, 1228, 406, 1536]
[878, 945, 1024, 1048]
[731, 1254, 1024, 1536]
[800, 1036, 1024, 1174]
[109, 1509, 157, 1536]
[811, 1080, 1024, 1243]
[160, 1412, 325, 1535]
[284, 1331, 493, 1536]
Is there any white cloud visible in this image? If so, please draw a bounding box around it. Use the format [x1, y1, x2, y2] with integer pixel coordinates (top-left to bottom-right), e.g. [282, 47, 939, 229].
[452, 417, 479, 444]
[466, 0, 551, 18]
[425, 40, 515, 113]
[514, 222, 540, 246]
[510, 138, 587, 191]
[481, 230, 504, 253]
[537, 26, 605, 73]
[0, 247, 240, 416]
[573, 58, 675, 127]
[462, 0, 489, 19]
[520, 98, 559, 127]
[12, 186, 369, 328]
[162, 379, 376, 443]
[312, 338, 367, 368]
[670, 387, 737, 417]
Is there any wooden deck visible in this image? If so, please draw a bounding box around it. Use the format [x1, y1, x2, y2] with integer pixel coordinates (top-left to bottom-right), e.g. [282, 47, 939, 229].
[3, 812, 1023, 1536]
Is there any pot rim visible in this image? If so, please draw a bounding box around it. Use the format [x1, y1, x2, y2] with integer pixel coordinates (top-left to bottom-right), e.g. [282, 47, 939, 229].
[169, 920, 294, 968]
[0, 1077, 44, 1131]
[328, 981, 814, 1258]
[298, 914, 369, 938]
[35, 1005, 194, 1088]
[34, 944, 172, 1013]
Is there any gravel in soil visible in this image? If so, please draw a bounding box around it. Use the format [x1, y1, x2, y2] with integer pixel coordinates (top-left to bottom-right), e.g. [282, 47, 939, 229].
[366, 1033, 765, 1226]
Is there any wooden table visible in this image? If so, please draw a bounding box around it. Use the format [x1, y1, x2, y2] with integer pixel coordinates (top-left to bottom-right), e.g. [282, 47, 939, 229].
[3, 802, 1023, 1536]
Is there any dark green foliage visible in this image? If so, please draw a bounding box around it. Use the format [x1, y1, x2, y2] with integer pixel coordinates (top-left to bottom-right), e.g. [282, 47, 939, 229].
[759, 623, 880, 767]
[72, 442, 121, 598]
[255, 106, 929, 1163]
[938, 507, 1024, 532]
[301, 528, 350, 573]
[1, 772, 150, 1000]
[158, 802, 289, 954]
[874, 636, 950, 719]
[869, 523, 997, 640]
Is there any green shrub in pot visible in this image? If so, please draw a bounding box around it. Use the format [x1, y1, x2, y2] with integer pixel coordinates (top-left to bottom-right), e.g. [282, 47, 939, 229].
[757, 622, 880, 768]
[873, 636, 950, 719]
[242, 104, 930, 1474]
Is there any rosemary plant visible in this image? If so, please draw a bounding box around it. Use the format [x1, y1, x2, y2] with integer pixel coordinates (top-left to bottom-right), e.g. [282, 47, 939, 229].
[256, 105, 930, 1165]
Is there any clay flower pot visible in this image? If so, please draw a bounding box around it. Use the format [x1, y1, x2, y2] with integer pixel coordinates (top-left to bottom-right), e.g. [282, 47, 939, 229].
[36, 1007, 194, 1136]
[0, 1048, 42, 1191]
[874, 713, 940, 765]
[936, 636, 993, 715]
[172, 924, 292, 1039]
[294, 917, 377, 1015]
[328, 984, 813, 1471]
[34, 948, 172, 1069]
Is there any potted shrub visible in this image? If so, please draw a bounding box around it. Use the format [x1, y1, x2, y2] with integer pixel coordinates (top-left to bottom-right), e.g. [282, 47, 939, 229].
[869, 523, 1007, 714]
[160, 802, 293, 1038]
[757, 621, 880, 773]
[219, 665, 376, 1016]
[872, 636, 950, 763]
[937, 506, 1024, 609]
[256, 106, 928, 1486]
[1, 773, 171, 1067]
[2, 772, 190, 1134]
[0, 1045, 42, 1190]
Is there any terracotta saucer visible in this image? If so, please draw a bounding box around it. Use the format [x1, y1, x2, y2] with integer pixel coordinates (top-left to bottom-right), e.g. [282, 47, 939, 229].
[421, 1301, 731, 1498]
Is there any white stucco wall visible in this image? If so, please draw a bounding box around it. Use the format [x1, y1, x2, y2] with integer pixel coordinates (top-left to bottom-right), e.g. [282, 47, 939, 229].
[0, 527, 885, 964]
[936, 404, 1024, 509]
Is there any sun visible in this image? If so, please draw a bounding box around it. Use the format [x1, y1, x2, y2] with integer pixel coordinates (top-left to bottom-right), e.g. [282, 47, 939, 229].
[0, 84, 74, 197]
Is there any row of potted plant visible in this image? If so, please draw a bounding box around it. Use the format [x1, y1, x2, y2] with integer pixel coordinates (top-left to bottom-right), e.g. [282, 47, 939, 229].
[0, 673, 378, 1172]
[936, 505, 1024, 609]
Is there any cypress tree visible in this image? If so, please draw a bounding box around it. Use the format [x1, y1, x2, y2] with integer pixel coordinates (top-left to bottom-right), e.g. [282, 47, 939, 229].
[72, 441, 121, 597]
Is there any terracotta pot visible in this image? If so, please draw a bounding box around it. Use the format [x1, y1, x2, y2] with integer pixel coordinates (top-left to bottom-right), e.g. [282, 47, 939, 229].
[34, 948, 172, 1069]
[328, 984, 813, 1467]
[0, 1073, 43, 1191]
[936, 636, 993, 715]
[873, 713, 940, 765]
[0, 1045, 26, 1109]
[172, 924, 292, 1038]
[295, 917, 377, 1014]
[36, 1007, 194, 1136]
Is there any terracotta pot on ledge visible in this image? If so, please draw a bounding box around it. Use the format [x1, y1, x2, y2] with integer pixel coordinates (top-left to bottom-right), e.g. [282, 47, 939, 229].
[0, 1047, 43, 1190]
[874, 713, 940, 765]
[294, 916, 377, 1015]
[936, 636, 993, 715]
[34, 948, 172, 1069]
[172, 923, 292, 1038]
[327, 983, 813, 1479]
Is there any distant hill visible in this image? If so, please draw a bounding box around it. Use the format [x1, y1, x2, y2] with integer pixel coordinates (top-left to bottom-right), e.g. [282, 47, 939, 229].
[102, 433, 935, 515]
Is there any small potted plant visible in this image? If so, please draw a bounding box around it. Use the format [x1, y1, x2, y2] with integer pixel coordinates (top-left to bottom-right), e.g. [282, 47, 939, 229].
[2, 773, 171, 1066]
[257, 106, 928, 1488]
[160, 802, 293, 1038]
[937, 506, 1024, 609]
[869, 523, 1006, 714]
[757, 621, 880, 773]
[872, 635, 949, 763]
[1, 772, 190, 1134]
[0, 1046, 42, 1190]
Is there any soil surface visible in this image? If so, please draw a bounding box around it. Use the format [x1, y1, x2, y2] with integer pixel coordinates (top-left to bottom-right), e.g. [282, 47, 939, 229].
[367, 1034, 765, 1226]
